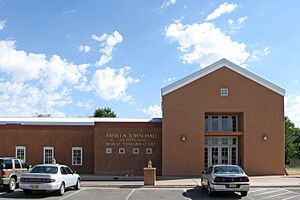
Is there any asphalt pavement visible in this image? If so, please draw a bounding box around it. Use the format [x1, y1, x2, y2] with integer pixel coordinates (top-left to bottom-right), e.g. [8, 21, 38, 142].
[1, 187, 300, 200]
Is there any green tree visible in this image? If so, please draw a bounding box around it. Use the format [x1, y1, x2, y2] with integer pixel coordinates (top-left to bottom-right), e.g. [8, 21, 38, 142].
[92, 107, 117, 118]
[285, 117, 300, 163]
[34, 113, 51, 117]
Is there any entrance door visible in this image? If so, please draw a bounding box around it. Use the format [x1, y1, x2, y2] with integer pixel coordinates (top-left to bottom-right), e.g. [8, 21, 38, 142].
[204, 137, 238, 168]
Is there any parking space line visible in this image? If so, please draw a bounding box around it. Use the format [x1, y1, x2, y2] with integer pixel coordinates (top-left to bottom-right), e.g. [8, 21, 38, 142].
[282, 194, 300, 200]
[248, 188, 268, 193]
[59, 188, 85, 200]
[259, 191, 292, 199]
[125, 189, 135, 200]
[251, 188, 283, 197]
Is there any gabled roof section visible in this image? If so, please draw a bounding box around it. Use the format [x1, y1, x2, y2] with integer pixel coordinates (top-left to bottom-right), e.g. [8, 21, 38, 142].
[161, 58, 285, 96]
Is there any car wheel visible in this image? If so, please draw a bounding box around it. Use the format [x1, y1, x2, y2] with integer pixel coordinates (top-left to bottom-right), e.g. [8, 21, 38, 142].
[56, 182, 65, 196]
[241, 191, 248, 197]
[23, 189, 32, 195]
[207, 183, 214, 196]
[74, 179, 80, 190]
[8, 177, 16, 192]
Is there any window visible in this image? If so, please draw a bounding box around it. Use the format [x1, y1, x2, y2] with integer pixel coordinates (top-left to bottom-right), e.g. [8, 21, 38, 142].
[146, 148, 152, 155]
[231, 116, 238, 132]
[205, 116, 209, 132]
[14, 159, 21, 169]
[3, 160, 13, 169]
[60, 167, 67, 175]
[106, 148, 112, 154]
[220, 88, 229, 96]
[222, 116, 229, 132]
[72, 147, 83, 166]
[65, 167, 73, 174]
[133, 148, 139, 155]
[211, 116, 218, 132]
[43, 147, 54, 164]
[15, 146, 26, 163]
[119, 148, 125, 155]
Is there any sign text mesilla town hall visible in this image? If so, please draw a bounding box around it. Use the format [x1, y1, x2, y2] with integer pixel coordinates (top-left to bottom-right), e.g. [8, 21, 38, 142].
[106, 133, 158, 147]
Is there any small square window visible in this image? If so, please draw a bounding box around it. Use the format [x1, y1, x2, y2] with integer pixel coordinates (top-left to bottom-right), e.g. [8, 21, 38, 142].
[220, 88, 229, 96]
[146, 148, 152, 155]
[133, 148, 139, 155]
[119, 148, 125, 155]
[106, 148, 112, 154]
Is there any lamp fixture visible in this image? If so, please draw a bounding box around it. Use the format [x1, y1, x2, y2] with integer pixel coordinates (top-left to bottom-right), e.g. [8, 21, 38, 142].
[181, 135, 187, 142]
[262, 134, 268, 141]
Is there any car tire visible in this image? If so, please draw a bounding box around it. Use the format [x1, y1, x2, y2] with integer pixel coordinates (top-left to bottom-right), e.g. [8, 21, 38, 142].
[23, 189, 32, 195]
[74, 179, 80, 190]
[56, 182, 65, 196]
[207, 183, 214, 196]
[8, 177, 16, 192]
[241, 191, 248, 197]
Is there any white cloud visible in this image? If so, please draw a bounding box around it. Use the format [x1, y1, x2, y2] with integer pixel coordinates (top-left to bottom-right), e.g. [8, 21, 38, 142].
[161, 0, 176, 8]
[0, 19, 6, 31]
[62, 9, 77, 15]
[0, 39, 90, 117]
[92, 31, 123, 66]
[165, 21, 250, 67]
[78, 45, 91, 53]
[164, 77, 176, 83]
[76, 99, 93, 110]
[0, 81, 70, 117]
[263, 47, 270, 56]
[285, 95, 300, 128]
[250, 47, 270, 62]
[89, 66, 139, 104]
[206, 2, 237, 21]
[142, 105, 162, 118]
[228, 16, 247, 32]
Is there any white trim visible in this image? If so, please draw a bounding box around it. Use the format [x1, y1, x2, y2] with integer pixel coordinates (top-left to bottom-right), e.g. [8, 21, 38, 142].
[0, 117, 162, 126]
[161, 58, 285, 96]
[15, 146, 26, 163]
[43, 147, 54, 164]
[72, 147, 83, 166]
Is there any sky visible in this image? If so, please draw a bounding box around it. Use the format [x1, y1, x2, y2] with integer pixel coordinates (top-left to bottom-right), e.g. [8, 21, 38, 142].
[0, 0, 300, 126]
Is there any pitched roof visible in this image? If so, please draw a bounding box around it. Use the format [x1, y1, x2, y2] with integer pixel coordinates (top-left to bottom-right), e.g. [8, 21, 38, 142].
[161, 58, 285, 96]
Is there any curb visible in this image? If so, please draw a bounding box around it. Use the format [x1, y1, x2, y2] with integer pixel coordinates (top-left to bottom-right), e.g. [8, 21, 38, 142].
[81, 184, 300, 189]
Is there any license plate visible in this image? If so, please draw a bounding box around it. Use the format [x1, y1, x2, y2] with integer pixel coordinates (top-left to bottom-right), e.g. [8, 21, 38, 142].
[30, 185, 39, 189]
[228, 184, 237, 188]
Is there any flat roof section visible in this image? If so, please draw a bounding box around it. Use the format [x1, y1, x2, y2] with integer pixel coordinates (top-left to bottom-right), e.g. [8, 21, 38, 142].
[0, 117, 162, 126]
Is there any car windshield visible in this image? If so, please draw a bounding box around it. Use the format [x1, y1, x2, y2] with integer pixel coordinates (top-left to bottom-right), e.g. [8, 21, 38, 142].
[214, 166, 243, 174]
[30, 166, 58, 174]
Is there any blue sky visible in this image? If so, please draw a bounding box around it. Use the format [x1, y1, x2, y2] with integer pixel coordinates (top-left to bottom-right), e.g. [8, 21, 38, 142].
[0, 0, 300, 126]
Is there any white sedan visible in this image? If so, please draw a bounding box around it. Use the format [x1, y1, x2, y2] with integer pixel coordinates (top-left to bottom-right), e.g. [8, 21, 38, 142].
[201, 165, 250, 197]
[19, 164, 80, 196]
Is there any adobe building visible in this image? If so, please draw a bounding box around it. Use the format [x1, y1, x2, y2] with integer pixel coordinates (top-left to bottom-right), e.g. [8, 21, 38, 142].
[0, 59, 285, 176]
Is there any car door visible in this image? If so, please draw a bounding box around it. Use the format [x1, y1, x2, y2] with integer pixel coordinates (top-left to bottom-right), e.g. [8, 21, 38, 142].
[60, 167, 72, 187]
[65, 167, 77, 186]
[202, 166, 212, 186]
[13, 159, 22, 182]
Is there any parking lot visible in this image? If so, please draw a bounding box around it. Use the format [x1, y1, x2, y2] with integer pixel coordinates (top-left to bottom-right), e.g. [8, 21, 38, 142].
[0, 187, 300, 200]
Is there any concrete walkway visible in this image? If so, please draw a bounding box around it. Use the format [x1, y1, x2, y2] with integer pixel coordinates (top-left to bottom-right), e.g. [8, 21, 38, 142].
[80, 175, 300, 188]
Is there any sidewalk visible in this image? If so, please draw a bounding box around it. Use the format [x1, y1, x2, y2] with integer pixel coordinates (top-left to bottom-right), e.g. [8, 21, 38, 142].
[80, 175, 300, 188]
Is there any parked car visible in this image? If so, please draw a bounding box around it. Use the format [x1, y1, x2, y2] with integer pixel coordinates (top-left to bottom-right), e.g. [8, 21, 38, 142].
[19, 164, 80, 196]
[0, 157, 29, 192]
[201, 165, 250, 197]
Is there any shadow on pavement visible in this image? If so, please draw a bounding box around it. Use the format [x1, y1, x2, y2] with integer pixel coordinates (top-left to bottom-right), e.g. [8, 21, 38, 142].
[183, 187, 242, 199]
[0, 189, 73, 199]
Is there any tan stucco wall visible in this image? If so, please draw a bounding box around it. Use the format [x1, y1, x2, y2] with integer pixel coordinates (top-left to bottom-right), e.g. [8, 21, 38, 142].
[162, 66, 284, 176]
[0, 125, 94, 174]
